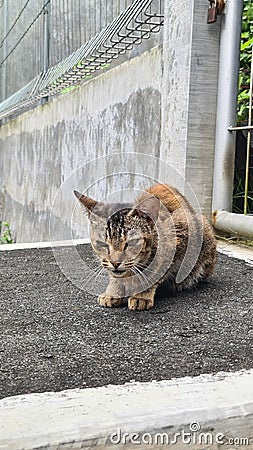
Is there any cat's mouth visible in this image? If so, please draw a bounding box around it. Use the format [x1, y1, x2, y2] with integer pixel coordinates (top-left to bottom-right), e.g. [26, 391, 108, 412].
[111, 268, 126, 276]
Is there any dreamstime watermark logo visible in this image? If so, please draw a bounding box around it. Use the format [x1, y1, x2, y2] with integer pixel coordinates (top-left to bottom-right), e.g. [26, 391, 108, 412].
[49, 153, 204, 295]
[109, 422, 250, 447]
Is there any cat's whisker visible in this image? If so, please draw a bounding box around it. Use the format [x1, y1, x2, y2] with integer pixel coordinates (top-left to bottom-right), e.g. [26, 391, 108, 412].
[136, 266, 151, 286]
[131, 267, 147, 291]
[133, 266, 151, 290]
[136, 260, 164, 275]
[136, 262, 152, 271]
[94, 266, 107, 281]
[81, 265, 105, 289]
[136, 263, 154, 275]
[124, 263, 134, 269]
[81, 271, 99, 290]
[87, 267, 106, 288]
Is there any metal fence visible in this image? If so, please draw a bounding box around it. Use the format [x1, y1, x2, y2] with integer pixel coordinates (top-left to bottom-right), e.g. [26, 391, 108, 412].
[231, 48, 253, 216]
[0, 0, 46, 101]
[0, 0, 163, 120]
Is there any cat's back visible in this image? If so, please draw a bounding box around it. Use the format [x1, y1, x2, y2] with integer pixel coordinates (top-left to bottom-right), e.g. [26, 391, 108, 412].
[145, 183, 193, 214]
[145, 184, 216, 284]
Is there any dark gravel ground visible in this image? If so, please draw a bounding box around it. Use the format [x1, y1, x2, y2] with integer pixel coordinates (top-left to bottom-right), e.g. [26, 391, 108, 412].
[0, 244, 253, 400]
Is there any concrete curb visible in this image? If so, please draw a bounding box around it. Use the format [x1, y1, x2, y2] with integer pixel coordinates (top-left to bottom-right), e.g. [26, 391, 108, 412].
[0, 239, 90, 251]
[0, 370, 253, 449]
[0, 240, 252, 449]
[217, 240, 253, 266]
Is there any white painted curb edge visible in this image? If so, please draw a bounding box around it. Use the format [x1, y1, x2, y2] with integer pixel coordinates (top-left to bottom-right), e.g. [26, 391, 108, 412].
[0, 370, 253, 449]
[217, 240, 253, 266]
[0, 238, 90, 251]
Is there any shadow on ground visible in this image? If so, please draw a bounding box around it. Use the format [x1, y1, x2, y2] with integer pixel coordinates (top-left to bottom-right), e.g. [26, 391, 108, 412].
[0, 244, 252, 399]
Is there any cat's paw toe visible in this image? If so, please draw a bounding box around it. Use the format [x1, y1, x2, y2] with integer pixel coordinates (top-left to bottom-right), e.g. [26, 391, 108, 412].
[98, 294, 123, 308]
[128, 297, 154, 311]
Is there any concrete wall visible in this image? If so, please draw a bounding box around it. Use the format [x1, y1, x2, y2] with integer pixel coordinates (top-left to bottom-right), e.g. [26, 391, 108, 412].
[0, 0, 222, 243]
[0, 46, 163, 242]
[160, 0, 221, 218]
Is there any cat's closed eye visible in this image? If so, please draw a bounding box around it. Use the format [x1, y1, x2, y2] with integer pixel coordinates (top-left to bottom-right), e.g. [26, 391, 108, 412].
[95, 240, 109, 252]
[126, 238, 143, 248]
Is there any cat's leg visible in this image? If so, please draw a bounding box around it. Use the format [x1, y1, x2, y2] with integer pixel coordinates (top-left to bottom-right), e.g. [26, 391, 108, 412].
[128, 286, 157, 311]
[98, 294, 123, 307]
[98, 276, 124, 308]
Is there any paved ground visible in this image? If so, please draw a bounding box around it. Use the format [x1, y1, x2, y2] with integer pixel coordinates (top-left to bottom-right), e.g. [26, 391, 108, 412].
[0, 244, 253, 400]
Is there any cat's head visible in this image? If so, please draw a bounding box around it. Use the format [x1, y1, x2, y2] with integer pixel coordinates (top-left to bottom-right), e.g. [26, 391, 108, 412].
[74, 190, 160, 277]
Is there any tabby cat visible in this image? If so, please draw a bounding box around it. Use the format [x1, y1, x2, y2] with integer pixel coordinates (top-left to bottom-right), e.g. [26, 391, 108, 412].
[74, 184, 216, 310]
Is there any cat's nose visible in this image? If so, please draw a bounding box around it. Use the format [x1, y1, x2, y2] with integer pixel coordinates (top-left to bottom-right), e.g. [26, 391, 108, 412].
[111, 261, 121, 269]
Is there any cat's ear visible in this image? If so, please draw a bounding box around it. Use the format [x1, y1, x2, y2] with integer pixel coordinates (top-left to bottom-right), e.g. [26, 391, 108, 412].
[131, 195, 160, 223]
[74, 190, 97, 216]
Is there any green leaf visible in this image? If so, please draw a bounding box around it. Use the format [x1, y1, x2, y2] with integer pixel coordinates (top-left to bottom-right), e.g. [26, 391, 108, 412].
[241, 38, 253, 51]
[0, 221, 14, 244]
[60, 86, 77, 94]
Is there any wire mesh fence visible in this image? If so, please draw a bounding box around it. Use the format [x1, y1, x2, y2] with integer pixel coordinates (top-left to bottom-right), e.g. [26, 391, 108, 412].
[0, 1, 46, 100]
[0, 0, 164, 121]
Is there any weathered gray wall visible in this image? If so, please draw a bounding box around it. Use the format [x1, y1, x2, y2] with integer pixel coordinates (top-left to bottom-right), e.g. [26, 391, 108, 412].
[0, 46, 163, 242]
[0, 0, 222, 243]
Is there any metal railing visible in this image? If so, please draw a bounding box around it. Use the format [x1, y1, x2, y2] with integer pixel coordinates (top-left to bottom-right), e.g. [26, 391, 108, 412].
[0, 0, 164, 122]
[212, 0, 253, 239]
[229, 46, 253, 217]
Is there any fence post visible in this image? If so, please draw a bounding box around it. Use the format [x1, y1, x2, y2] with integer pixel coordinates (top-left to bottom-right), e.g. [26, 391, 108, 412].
[42, 0, 50, 105]
[43, 2, 50, 73]
[160, 0, 222, 218]
[212, 0, 243, 214]
[1, 0, 8, 101]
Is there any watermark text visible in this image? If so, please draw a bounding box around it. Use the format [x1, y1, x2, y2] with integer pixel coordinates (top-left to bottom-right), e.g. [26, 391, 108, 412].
[110, 422, 250, 446]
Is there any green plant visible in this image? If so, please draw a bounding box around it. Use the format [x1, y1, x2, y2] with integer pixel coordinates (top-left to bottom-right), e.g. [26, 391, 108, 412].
[233, 0, 253, 214]
[60, 85, 78, 94]
[237, 1, 253, 124]
[0, 221, 14, 244]
[233, 167, 253, 213]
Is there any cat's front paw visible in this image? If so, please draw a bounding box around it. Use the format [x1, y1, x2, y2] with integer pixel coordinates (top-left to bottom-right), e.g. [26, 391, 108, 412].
[128, 296, 154, 311]
[98, 294, 123, 308]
